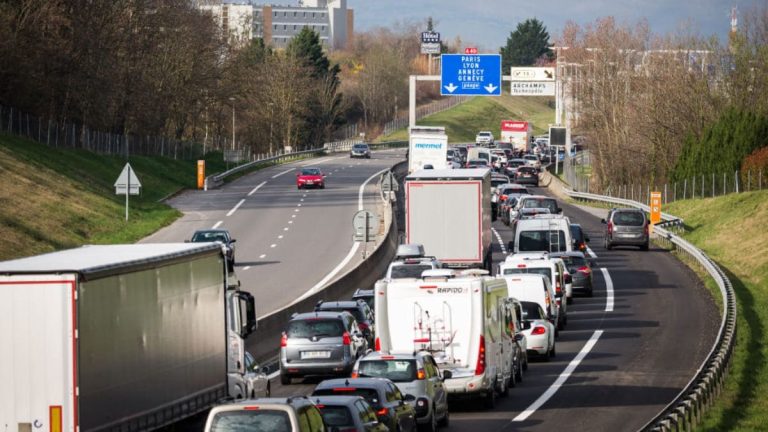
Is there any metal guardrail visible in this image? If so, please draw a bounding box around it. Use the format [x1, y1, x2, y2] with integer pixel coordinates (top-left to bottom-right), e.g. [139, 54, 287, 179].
[205, 140, 408, 189]
[563, 188, 737, 432]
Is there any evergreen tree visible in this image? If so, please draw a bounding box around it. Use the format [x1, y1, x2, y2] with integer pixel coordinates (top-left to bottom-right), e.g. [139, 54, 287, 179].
[287, 27, 330, 79]
[499, 18, 552, 70]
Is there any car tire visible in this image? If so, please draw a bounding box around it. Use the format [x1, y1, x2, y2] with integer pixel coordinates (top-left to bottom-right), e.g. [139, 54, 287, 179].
[641, 241, 649, 251]
[522, 354, 529, 371]
[484, 386, 496, 410]
[567, 296, 573, 305]
[320, 184, 325, 189]
[279, 372, 291, 385]
[605, 239, 613, 250]
[505, 370, 514, 391]
[551, 343, 556, 358]
[419, 412, 437, 432]
[515, 360, 524, 383]
[297, 185, 302, 190]
[438, 410, 449, 427]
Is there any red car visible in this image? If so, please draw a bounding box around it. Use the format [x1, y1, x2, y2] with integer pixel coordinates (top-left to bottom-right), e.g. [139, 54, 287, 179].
[296, 167, 325, 189]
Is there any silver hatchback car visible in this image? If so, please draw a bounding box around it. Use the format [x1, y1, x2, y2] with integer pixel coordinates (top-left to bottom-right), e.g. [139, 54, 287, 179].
[280, 311, 368, 385]
[352, 351, 450, 430]
[602, 208, 649, 250]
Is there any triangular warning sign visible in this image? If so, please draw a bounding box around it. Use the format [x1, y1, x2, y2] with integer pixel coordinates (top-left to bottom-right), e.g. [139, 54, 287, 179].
[114, 163, 142, 195]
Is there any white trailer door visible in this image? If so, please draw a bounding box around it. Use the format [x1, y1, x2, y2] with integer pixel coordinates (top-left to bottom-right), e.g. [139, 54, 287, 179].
[0, 275, 77, 432]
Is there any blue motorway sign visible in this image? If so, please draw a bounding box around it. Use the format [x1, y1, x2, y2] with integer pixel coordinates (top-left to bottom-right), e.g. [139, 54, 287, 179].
[440, 54, 501, 96]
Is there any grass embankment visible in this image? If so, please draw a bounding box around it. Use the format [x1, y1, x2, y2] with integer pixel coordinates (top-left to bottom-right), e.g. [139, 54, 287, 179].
[0, 133, 231, 260]
[661, 191, 768, 431]
[380, 94, 555, 142]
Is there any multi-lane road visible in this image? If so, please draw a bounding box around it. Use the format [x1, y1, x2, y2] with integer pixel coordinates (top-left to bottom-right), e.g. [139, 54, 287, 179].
[152, 150, 719, 431]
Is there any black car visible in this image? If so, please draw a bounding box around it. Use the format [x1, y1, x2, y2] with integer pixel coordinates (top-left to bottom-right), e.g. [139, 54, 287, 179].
[550, 251, 594, 298]
[351, 288, 375, 311]
[315, 300, 375, 346]
[312, 378, 417, 432]
[190, 229, 236, 271]
[570, 223, 590, 254]
[514, 166, 539, 186]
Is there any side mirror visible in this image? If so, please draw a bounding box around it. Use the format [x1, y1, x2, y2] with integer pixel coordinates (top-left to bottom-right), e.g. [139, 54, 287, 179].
[231, 239, 237, 243]
[442, 370, 453, 379]
[600, 218, 607, 224]
[515, 334, 524, 342]
[404, 394, 416, 402]
[556, 207, 563, 214]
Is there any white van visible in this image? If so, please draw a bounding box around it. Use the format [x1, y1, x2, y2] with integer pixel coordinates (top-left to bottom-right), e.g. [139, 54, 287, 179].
[467, 147, 491, 165]
[499, 274, 557, 332]
[499, 253, 568, 330]
[374, 270, 516, 408]
[510, 215, 573, 254]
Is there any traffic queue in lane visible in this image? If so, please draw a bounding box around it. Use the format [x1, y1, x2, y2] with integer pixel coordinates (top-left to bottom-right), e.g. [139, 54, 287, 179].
[200, 142, 655, 432]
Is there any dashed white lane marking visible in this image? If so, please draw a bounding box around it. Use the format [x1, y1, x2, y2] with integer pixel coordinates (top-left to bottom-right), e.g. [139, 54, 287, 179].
[513, 330, 604, 422]
[272, 168, 295, 178]
[270, 244, 277, 248]
[303, 194, 307, 197]
[243, 266, 251, 271]
[278, 235, 284, 239]
[212, 220, 223, 229]
[294, 209, 300, 212]
[226, 199, 245, 217]
[259, 254, 266, 259]
[284, 227, 289, 231]
[586, 246, 597, 258]
[248, 181, 267, 196]
[297, 204, 302, 207]
[288, 221, 293, 224]
[492, 227, 506, 254]
[291, 215, 297, 218]
[300, 199, 304, 202]
[601, 267, 614, 312]
[267, 370, 280, 380]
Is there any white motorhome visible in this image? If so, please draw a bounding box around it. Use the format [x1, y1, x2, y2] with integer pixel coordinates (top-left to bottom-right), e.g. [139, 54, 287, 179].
[408, 126, 448, 173]
[374, 270, 516, 408]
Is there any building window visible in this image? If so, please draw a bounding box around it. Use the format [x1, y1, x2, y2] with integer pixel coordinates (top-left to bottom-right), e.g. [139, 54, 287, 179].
[293, 25, 297, 30]
[312, 12, 315, 17]
[321, 13, 325, 18]
[293, 11, 297, 16]
[283, 24, 287, 30]
[273, 24, 277, 29]
[274, 12, 277, 17]
[284, 11, 287, 16]
[303, 12, 306, 17]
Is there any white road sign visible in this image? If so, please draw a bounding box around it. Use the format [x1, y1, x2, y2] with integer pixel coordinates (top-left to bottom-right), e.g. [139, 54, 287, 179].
[509, 67, 555, 81]
[114, 163, 142, 195]
[420, 42, 441, 55]
[510, 81, 556, 96]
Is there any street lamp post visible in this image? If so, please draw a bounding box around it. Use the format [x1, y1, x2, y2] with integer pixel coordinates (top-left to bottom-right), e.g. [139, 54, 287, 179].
[229, 97, 236, 151]
[268, 103, 273, 155]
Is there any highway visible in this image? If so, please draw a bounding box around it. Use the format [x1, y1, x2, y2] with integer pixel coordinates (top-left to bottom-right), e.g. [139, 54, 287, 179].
[150, 154, 719, 431]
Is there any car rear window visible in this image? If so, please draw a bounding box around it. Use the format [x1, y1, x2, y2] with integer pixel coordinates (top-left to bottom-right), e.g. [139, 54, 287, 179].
[614, 211, 645, 226]
[287, 319, 344, 338]
[317, 406, 354, 427]
[503, 267, 551, 282]
[358, 360, 418, 383]
[522, 198, 557, 213]
[518, 230, 567, 253]
[209, 410, 291, 432]
[390, 264, 432, 279]
[320, 306, 365, 323]
[520, 302, 544, 320]
[557, 255, 588, 271]
[313, 388, 381, 407]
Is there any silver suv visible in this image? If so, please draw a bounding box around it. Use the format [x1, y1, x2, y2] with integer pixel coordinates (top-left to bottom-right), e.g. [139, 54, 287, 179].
[352, 351, 450, 430]
[601, 208, 649, 250]
[204, 396, 325, 432]
[280, 311, 368, 385]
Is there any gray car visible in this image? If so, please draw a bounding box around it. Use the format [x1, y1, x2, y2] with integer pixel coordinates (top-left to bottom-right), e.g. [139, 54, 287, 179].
[350, 143, 371, 159]
[352, 351, 450, 431]
[550, 251, 594, 298]
[313, 395, 389, 432]
[601, 208, 649, 250]
[280, 312, 368, 385]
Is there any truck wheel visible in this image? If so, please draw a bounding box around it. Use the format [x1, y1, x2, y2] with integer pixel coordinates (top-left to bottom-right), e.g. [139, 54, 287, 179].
[280, 372, 291, 385]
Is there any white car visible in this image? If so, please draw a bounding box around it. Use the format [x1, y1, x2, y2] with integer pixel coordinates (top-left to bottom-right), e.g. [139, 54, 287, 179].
[523, 154, 541, 171]
[519, 300, 556, 359]
[475, 131, 494, 146]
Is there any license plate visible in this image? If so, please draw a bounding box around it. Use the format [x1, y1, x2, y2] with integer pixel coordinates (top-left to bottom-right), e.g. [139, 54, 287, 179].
[305, 180, 314, 184]
[619, 233, 639, 238]
[301, 351, 330, 359]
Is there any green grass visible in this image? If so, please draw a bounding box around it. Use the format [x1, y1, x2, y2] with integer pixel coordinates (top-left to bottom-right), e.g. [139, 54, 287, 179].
[379, 94, 555, 142]
[662, 191, 768, 431]
[0, 133, 276, 259]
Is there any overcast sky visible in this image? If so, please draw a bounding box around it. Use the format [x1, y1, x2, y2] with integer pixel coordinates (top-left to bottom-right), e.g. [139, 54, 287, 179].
[346, 0, 763, 51]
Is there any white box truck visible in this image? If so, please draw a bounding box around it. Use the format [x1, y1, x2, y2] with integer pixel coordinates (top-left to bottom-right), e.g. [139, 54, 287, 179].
[374, 270, 516, 408]
[408, 126, 448, 173]
[500, 121, 532, 153]
[405, 168, 493, 270]
[0, 243, 258, 432]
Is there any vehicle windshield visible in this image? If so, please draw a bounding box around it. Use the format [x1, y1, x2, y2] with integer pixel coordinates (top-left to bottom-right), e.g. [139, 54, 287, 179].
[191, 231, 227, 242]
[390, 264, 432, 279]
[313, 388, 381, 407]
[301, 168, 321, 176]
[491, 179, 508, 187]
[503, 267, 551, 282]
[518, 230, 568, 253]
[508, 160, 525, 167]
[287, 319, 344, 338]
[520, 302, 544, 320]
[614, 211, 645, 226]
[318, 406, 354, 427]
[320, 307, 365, 323]
[353, 144, 368, 150]
[209, 410, 291, 432]
[357, 359, 418, 383]
[522, 199, 558, 213]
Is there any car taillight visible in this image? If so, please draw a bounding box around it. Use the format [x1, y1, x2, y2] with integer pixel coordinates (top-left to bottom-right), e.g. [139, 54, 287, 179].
[358, 322, 369, 331]
[579, 243, 587, 252]
[280, 333, 287, 347]
[555, 279, 562, 294]
[532, 326, 546, 335]
[342, 332, 351, 346]
[644, 223, 649, 236]
[351, 371, 359, 378]
[475, 335, 486, 376]
[375, 337, 381, 351]
[417, 368, 426, 380]
[607, 221, 613, 235]
[376, 407, 389, 417]
[578, 266, 591, 274]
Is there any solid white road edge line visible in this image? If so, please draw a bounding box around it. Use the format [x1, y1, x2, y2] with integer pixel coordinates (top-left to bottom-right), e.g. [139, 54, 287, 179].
[513, 330, 604, 422]
[226, 199, 245, 217]
[211, 220, 223, 229]
[267, 370, 280, 380]
[269, 167, 390, 312]
[272, 168, 295, 179]
[248, 181, 267, 196]
[492, 227, 507, 255]
[601, 267, 614, 312]
[586, 246, 597, 258]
